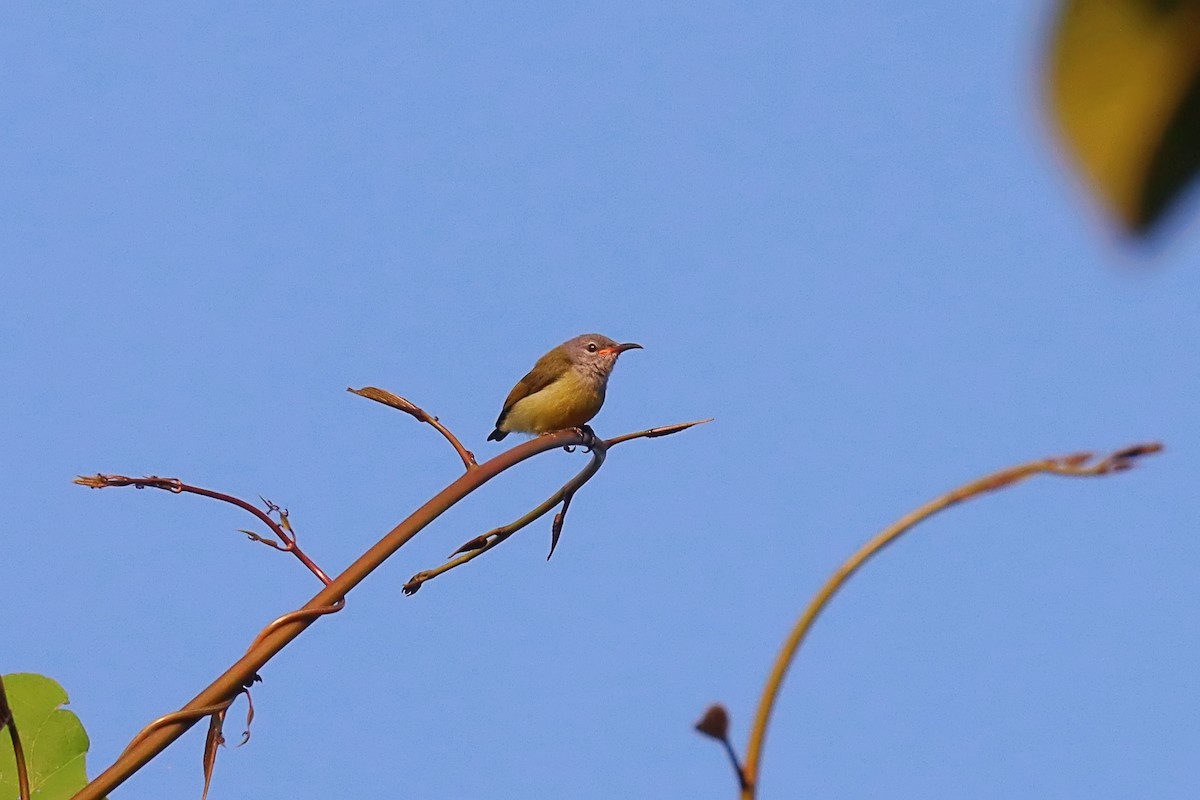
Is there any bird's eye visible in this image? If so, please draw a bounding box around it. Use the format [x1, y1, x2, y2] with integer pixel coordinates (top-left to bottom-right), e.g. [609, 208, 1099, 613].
[586, 342, 598, 353]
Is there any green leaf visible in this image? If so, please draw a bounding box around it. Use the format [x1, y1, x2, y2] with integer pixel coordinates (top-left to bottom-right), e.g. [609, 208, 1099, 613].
[0, 673, 95, 800]
[1047, 0, 1200, 235]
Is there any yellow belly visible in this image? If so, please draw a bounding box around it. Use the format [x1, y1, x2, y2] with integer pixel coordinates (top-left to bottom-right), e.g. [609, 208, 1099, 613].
[503, 372, 605, 434]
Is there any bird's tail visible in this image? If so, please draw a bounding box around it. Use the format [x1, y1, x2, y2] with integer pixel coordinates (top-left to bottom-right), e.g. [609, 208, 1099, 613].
[487, 428, 508, 442]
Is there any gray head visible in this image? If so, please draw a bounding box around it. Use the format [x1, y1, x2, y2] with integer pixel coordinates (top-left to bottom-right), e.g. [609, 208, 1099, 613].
[561, 333, 643, 375]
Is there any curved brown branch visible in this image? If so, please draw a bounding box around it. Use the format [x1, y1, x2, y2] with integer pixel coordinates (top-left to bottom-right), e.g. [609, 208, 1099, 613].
[403, 417, 711, 595]
[404, 449, 606, 595]
[727, 442, 1162, 799]
[349, 386, 478, 471]
[0, 675, 31, 800]
[248, 598, 347, 652]
[73, 414, 709, 800]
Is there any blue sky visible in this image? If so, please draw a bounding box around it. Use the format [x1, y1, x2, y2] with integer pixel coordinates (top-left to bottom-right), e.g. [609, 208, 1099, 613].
[3, 2, 1198, 798]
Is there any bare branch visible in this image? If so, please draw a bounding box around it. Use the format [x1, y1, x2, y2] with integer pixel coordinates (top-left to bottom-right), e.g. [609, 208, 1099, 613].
[74, 414, 707, 800]
[73, 476, 332, 586]
[603, 418, 714, 447]
[349, 386, 477, 471]
[403, 418, 714, 594]
[727, 441, 1163, 799]
[404, 450, 605, 595]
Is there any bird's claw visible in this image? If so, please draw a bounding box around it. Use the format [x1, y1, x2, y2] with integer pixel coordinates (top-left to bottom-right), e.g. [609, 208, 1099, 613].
[575, 425, 597, 452]
[560, 426, 597, 453]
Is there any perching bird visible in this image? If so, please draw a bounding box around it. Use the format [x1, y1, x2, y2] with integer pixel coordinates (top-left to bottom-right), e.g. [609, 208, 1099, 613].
[487, 333, 642, 442]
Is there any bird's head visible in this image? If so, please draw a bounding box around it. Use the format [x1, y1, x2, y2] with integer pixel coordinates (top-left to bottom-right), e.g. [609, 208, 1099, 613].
[564, 333, 643, 374]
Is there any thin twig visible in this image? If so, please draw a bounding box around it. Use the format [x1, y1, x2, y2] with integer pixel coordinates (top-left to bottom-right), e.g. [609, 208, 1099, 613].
[404, 452, 606, 595]
[734, 442, 1162, 799]
[349, 386, 478, 471]
[70, 476, 345, 786]
[73, 412, 709, 800]
[250, 599, 346, 647]
[73, 476, 332, 585]
[0, 675, 31, 800]
[604, 418, 714, 446]
[403, 418, 712, 594]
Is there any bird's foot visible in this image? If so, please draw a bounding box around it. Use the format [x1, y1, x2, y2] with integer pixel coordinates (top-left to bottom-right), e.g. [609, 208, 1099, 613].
[573, 425, 598, 452]
[556, 426, 597, 453]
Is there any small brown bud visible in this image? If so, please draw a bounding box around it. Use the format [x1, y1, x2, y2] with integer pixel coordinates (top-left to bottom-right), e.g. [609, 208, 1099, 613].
[452, 536, 489, 556]
[1112, 442, 1163, 460]
[694, 704, 730, 741]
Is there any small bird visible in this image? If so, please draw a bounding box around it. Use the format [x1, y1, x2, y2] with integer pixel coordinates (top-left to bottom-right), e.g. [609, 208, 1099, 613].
[488, 333, 643, 442]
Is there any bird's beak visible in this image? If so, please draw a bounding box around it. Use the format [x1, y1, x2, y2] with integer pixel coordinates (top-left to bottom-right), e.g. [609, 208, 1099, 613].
[602, 342, 643, 356]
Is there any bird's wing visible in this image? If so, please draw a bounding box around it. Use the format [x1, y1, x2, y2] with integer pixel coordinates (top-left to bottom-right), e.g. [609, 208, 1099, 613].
[493, 349, 571, 429]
